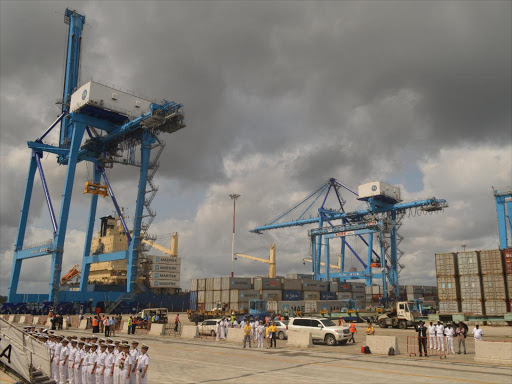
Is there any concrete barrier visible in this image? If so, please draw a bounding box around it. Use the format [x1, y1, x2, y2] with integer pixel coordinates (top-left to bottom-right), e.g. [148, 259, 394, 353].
[121, 321, 129, 334]
[33, 316, 40, 326]
[287, 330, 313, 348]
[475, 341, 512, 365]
[78, 320, 87, 330]
[149, 323, 165, 336]
[18, 316, 26, 324]
[45, 317, 52, 327]
[181, 325, 200, 339]
[226, 328, 244, 343]
[8, 315, 15, 323]
[365, 335, 399, 355]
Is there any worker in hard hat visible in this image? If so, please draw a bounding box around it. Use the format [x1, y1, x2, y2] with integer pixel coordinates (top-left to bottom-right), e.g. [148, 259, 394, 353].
[365, 321, 375, 336]
[348, 321, 357, 343]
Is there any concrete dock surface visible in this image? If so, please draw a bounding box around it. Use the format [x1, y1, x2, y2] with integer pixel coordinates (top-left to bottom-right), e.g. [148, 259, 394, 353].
[51, 321, 511, 384]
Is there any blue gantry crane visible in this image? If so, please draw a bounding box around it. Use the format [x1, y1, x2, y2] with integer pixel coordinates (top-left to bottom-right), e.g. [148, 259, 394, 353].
[494, 188, 512, 250]
[7, 9, 185, 305]
[251, 178, 448, 298]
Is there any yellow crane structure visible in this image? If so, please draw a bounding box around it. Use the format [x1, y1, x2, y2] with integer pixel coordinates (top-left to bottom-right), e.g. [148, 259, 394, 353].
[303, 254, 342, 272]
[235, 244, 276, 278]
[142, 232, 178, 256]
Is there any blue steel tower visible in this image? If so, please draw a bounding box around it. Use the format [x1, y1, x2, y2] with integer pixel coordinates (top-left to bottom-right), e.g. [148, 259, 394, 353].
[7, 9, 185, 305]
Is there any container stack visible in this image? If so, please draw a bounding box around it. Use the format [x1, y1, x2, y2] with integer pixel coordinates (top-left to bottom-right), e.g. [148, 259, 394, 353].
[505, 249, 512, 310]
[435, 252, 461, 313]
[480, 249, 508, 315]
[457, 251, 484, 315]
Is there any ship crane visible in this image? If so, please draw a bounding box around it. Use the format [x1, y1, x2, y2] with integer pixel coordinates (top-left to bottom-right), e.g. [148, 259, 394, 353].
[250, 178, 448, 298]
[303, 254, 342, 271]
[235, 244, 276, 278]
[142, 232, 178, 257]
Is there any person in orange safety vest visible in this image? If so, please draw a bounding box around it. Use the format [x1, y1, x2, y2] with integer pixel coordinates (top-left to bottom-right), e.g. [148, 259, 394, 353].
[348, 321, 357, 343]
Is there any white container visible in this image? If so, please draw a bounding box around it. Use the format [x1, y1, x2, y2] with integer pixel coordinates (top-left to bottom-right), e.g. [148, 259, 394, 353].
[305, 301, 317, 313]
[221, 290, 230, 304]
[206, 278, 215, 291]
[151, 263, 180, 273]
[198, 291, 205, 304]
[213, 278, 222, 291]
[205, 291, 214, 303]
[148, 255, 181, 265]
[303, 291, 321, 300]
[221, 277, 252, 290]
[190, 279, 198, 291]
[230, 289, 260, 303]
[198, 279, 206, 291]
[149, 280, 179, 288]
[70, 81, 153, 120]
[351, 283, 366, 293]
[149, 272, 179, 281]
[358, 181, 401, 202]
[337, 292, 353, 300]
[266, 301, 278, 311]
[213, 291, 221, 303]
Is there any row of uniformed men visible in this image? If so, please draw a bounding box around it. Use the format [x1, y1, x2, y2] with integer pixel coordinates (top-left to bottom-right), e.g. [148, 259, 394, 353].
[35, 333, 149, 384]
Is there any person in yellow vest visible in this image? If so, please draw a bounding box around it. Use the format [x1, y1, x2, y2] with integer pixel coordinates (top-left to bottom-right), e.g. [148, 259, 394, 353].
[243, 321, 252, 348]
[349, 321, 357, 343]
[268, 321, 278, 349]
[366, 321, 375, 335]
[127, 317, 133, 335]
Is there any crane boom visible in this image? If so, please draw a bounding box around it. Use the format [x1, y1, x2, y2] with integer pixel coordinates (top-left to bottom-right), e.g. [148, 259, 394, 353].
[303, 257, 340, 271]
[235, 244, 276, 278]
[142, 232, 178, 256]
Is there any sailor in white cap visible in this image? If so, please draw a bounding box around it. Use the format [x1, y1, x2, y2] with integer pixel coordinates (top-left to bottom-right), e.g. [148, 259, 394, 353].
[119, 344, 133, 384]
[75, 341, 85, 384]
[68, 339, 78, 384]
[104, 344, 115, 384]
[89, 344, 99, 384]
[53, 335, 63, 382]
[96, 343, 107, 384]
[113, 343, 124, 384]
[129, 341, 139, 384]
[59, 338, 70, 384]
[81, 343, 91, 384]
[135, 345, 149, 384]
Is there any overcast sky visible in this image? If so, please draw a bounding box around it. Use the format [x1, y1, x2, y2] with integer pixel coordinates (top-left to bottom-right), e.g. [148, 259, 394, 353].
[0, 0, 510, 296]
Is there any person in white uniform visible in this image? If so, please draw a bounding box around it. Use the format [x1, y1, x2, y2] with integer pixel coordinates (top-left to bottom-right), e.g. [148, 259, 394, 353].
[129, 341, 140, 384]
[256, 322, 265, 348]
[54, 336, 63, 382]
[120, 344, 133, 384]
[427, 321, 437, 350]
[472, 324, 483, 341]
[81, 344, 91, 384]
[444, 324, 455, 354]
[104, 344, 115, 384]
[68, 339, 78, 384]
[48, 335, 56, 381]
[75, 341, 85, 384]
[89, 344, 99, 384]
[223, 318, 229, 338]
[113, 344, 124, 384]
[435, 321, 445, 351]
[135, 345, 149, 384]
[252, 320, 259, 343]
[59, 338, 70, 384]
[96, 344, 107, 384]
[215, 321, 221, 341]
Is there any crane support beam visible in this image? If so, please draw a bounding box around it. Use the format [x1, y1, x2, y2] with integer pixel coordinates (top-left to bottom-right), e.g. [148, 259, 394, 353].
[14, 247, 54, 260]
[28, 142, 69, 156]
[83, 250, 127, 264]
[236, 254, 271, 264]
[34, 152, 58, 234]
[100, 167, 131, 243]
[494, 189, 512, 249]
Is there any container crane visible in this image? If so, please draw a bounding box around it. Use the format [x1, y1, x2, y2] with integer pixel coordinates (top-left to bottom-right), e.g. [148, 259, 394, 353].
[235, 244, 276, 278]
[493, 188, 512, 249]
[250, 178, 448, 298]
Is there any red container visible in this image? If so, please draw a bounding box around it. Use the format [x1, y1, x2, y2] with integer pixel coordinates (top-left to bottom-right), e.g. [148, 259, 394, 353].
[197, 303, 205, 311]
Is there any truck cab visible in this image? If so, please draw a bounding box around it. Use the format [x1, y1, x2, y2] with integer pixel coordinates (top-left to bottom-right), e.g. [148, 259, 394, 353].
[137, 308, 168, 323]
[377, 301, 420, 329]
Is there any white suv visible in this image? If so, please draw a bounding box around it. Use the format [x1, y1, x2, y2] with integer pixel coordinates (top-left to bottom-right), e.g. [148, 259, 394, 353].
[287, 317, 350, 346]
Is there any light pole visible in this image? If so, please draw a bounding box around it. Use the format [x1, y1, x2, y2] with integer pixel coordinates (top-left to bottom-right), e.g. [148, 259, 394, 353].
[230, 194, 241, 277]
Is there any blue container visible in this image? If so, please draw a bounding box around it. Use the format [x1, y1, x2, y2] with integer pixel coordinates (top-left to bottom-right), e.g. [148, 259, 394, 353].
[320, 291, 337, 300]
[283, 290, 303, 301]
[190, 291, 198, 304]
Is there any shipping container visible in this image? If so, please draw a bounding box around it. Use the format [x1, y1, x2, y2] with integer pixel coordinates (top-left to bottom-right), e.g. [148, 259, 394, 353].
[422, 286, 434, 295]
[305, 301, 317, 313]
[507, 275, 512, 298]
[351, 283, 366, 293]
[206, 278, 215, 291]
[303, 291, 321, 300]
[459, 275, 483, 300]
[461, 300, 484, 315]
[213, 278, 222, 291]
[229, 302, 249, 311]
[190, 291, 198, 304]
[435, 253, 457, 276]
[338, 282, 352, 292]
[479, 249, 504, 275]
[198, 279, 206, 291]
[320, 291, 337, 300]
[285, 273, 313, 280]
[189, 302, 197, 311]
[482, 274, 507, 300]
[406, 293, 423, 301]
[221, 290, 230, 304]
[371, 285, 382, 295]
[213, 291, 221, 303]
[484, 300, 508, 315]
[302, 280, 329, 291]
[353, 293, 366, 302]
[205, 303, 215, 311]
[437, 276, 460, 300]
[278, 301, 305, 313]
[254, 277, 282, 290]
[505, 249, 512, 274]
[205, 290, 214, 303]
[261, 290, 282, 301]
[197, 303, 205, 311]
[406, 285, 423, 294]
[230, 289, 260, 303]
[283, 290, 303, 301]
[439, 300, 460, 313]
[267, 301, 278, 311]
[316, 300, 344, 312]
[198, 291, 205, 304]
[365, 286, 372, 294]
[456, 251, 480, 275]
[372, 294, 382, 303]
[190, 279, 198, 292]
[283, 279, 303, 291]
[221, 277, 252, 290]
[329, 281, 339, 293]
[338, 292, 353, 300]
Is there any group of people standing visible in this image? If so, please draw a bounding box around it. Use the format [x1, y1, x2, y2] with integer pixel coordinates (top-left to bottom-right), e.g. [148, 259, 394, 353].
[24, 328, 150, 384]
[240, 318, 278, 349]
[415, 321, 482, 356]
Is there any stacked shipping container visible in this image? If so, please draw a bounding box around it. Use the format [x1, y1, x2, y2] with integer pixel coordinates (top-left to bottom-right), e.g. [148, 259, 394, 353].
[435, 252, 461, 313]
[480, 249, 508, 315]
[457, 251, 484, 315]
